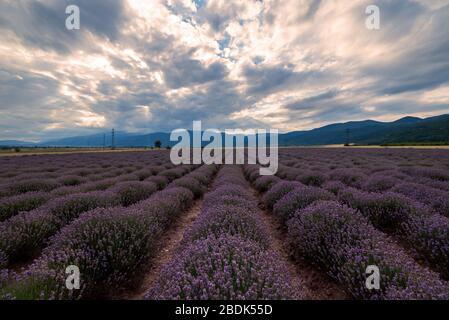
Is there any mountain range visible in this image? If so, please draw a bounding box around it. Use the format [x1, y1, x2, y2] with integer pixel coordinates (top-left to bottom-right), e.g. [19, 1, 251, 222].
[1, 114, 448, 147]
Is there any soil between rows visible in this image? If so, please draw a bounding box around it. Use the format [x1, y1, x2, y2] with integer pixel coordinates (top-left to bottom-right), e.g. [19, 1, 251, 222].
[250, 187, 348, 300]
[120, 198, 204, 300]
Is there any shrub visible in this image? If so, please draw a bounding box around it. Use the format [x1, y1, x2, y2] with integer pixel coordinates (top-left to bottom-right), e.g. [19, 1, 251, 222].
[204, 194, 255, 211]
[329, 169, 366, 188]
[287, 201, 449, 300]
[296, 171, 327, 187]
[134, 169, 154, 181]
[47, 191, 120, 224]
[0, 210, 60, 263]
[7, 179, 60, 195]
[131, 187, 195, 228]
[0, 192, 50, 222]
[56, 175, 86, 186]
[338, 189, 416, 231]
[146, 235, 295, 300]
[392, 182, 449, 217]
[159, 168, 185, 182]
[253, 176, 281, 192]
[401, 213, 449, 280]
[0, 191, 120, 264]
[273, 185, 335, 224]
[263, 181, 303, 210]
[0, 250, 7, 269]
[169, 177, 205, 198]
[183, 205, 271, 248]
[79, 179, 116, 192]
[276, 166, 301, 181]
[322, 180, 346, 195]
[205, 185, 250, 201]
[115, 174, 140, 182]
[8, 208, 163, 299]
[145, 175, 169, 190]
[362, 175, 398, 192]
[110, 182, 158, 206]
[187, 171, 214, 185]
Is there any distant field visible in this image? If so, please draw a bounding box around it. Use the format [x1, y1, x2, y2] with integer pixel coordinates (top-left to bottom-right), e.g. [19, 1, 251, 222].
[2, 143, 449, 157]
[0, 147, 160, 156]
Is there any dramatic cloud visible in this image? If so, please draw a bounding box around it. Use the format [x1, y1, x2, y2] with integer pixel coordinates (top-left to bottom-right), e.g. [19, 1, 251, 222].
[0, 0, 448, 140]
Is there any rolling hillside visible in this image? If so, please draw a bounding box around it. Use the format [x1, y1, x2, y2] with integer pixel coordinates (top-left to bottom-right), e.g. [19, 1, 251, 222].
[1, 114, 448, 147]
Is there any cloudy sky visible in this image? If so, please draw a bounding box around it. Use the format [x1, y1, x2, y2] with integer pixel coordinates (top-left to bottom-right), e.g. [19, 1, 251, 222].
[1, 0, 449, 141]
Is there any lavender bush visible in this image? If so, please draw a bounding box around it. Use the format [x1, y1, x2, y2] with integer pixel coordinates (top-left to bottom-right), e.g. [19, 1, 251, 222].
[392, 182, 449, 217]
[263, 181, 303, 210]
[168, 177, 205, 198]
[0, 192, 50, 222]
[110, 181, 158, 206]
[296, 171, 327, 187]
[146, 235, 295, 300]
[253, 176, 281, 192]
[287, 201, 449, 300]
[273, 185, 336, 224]
[183, 205, 271, 248]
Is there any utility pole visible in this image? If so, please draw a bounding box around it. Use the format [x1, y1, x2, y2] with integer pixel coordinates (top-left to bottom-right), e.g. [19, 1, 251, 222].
[103, 133, 106, 150]
[111, 128, 115, 150]
[345, 128, 350, 146]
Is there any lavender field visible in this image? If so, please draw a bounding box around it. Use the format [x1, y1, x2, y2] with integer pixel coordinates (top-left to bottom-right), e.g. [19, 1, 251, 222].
[0, 148, 448, 300]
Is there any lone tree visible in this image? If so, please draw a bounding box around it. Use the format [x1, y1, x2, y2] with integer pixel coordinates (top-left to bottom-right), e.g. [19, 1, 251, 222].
[154, 140, 162, 149]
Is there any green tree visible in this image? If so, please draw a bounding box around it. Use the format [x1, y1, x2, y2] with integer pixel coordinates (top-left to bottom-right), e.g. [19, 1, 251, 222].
[154, 140, 162, 149]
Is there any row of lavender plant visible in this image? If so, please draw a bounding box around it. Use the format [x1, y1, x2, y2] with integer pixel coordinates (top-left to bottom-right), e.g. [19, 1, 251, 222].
[0, 165, 197, 267]
[146, 166, 296, 300]
[274, 162, 449, 279]
[0, 152, 173, 222]
[244, 165, 449, 300]
[275, 160, 449, 219]
[0, 163, 177, 222]
[333, 186, 449, 280]
[0, 164, 218, 299]
[0, 151, 171, 197]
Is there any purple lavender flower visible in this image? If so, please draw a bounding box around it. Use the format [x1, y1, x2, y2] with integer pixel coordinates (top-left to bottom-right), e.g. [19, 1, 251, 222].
[0, 192, 50, 222]
[273, 185, 336, 224]
[263, 181, 303, 210]
[287, 201, 449, 300]
[146, 235, 295, 300]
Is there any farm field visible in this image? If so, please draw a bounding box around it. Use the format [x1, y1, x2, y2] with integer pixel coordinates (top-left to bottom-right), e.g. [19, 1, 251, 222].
[0, 148, 448, 300]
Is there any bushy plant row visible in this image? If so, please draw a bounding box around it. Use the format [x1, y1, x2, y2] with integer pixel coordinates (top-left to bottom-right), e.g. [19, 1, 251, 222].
[287, 201, 449, 299]
[244, 165, 449, 300]
[392, 182, 449, 218]
[0, 165, 198, 267]
[0, 152, 172, 198]
[1, 164, 218, 299]
[0, 164, 172, 219]
[337, 187, 449, 279]
[147, 166, 296, 300]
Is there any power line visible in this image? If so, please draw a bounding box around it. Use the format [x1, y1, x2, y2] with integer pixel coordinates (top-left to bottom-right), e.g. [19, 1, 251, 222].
[111, 128, 115, 150]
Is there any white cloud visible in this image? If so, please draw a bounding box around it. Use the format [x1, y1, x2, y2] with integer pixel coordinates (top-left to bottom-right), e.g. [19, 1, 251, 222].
[0, 0, 449, 140]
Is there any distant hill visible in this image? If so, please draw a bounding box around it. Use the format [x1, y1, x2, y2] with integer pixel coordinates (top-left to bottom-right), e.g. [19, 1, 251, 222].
[1, 114, 448, 147]
[0, 140, 37, 147]
[279, 114, 449, 146]
[40, 132, 171, 148]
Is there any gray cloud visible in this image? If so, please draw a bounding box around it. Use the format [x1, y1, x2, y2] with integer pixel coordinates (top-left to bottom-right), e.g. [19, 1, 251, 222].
[163, 56, 228, 89]
[1, 0, 449, 141]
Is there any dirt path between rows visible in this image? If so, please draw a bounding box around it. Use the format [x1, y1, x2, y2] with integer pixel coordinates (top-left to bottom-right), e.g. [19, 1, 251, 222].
[250, 188, 348, 300]
[120, 199, 204, 300]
